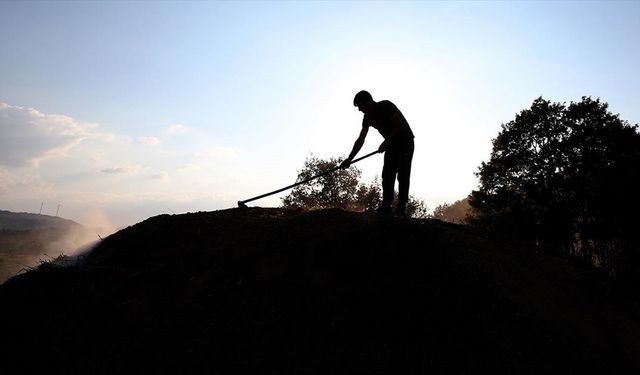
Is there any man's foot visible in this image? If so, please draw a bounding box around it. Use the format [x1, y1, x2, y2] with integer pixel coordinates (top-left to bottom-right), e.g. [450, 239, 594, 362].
[394, 206, 407, 217]
[375, 205, 392, 214]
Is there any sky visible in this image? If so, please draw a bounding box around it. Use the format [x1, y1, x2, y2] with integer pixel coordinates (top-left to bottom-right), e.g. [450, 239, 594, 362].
[1, 1, 639, 231]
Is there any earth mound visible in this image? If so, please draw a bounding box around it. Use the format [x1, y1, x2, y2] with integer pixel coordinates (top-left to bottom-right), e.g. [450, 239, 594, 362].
[1, 208, 639, 373]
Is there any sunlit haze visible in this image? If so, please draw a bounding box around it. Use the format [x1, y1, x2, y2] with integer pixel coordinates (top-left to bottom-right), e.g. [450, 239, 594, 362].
[1, 1, 639, 229]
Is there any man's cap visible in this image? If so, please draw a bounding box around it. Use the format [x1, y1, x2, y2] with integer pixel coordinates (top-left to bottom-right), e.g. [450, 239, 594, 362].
[353, 90, 373, 106]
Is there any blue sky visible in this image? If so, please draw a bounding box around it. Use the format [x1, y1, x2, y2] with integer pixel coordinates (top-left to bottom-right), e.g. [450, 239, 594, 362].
[1, 1, 639, 230]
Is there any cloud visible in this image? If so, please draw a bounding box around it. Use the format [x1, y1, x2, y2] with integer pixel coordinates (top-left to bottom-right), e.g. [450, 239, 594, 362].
[0, 102, 112, 168]
[178, 163, 201, 172]
[151, 172, 168, 180]
[100, 164, 143, 175]
[138, 136, 160, 146]
[100, 168, 127, 174]
[0, 167, 14, 195]
[166, 123, 188, 135]
[0, 170, 56, 202]
[0, 102, 242, 227]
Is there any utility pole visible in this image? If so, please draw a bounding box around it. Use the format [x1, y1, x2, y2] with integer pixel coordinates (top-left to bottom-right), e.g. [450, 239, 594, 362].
[39, 202, 44, 215]
[56, 204, 61, 217]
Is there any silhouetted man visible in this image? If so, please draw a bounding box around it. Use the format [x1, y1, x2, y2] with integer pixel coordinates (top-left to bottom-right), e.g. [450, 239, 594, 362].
[340, 90, 415, 216]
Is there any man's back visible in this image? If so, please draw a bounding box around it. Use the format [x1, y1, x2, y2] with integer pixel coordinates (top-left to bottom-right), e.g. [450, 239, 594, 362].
[363, 100, 414, 145]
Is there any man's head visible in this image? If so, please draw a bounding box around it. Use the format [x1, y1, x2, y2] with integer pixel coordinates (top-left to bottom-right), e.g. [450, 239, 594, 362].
[353, 90, 375, 114]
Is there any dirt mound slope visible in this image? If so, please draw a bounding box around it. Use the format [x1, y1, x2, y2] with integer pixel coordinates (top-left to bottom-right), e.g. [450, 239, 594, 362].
[1, 208, 639, 374]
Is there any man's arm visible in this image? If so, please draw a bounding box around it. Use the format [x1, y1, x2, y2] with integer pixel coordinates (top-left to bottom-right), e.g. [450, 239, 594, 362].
[340, 126, 368, 168]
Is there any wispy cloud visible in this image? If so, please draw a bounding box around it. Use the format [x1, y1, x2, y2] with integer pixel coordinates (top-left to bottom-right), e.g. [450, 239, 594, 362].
[0, 102, 113, 168]
[100, 164, 143, 175]
[138, 136, 160, 146]
[0, 102, 241, 227]
[151, 172, 168, 180]
[166, 123, 188, 135]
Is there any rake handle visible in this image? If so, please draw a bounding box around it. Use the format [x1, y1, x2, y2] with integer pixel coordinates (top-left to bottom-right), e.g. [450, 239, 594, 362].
[238, 150, 379, 207]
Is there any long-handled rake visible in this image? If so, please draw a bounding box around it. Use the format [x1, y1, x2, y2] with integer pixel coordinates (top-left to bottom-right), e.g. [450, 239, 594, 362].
[237, 150, 379, 208]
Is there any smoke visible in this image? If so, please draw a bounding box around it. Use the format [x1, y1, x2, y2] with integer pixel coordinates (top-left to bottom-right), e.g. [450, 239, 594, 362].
[0, 210, 118, 284]
[79, 209, 117, 239]
[43, 209, 117, 258]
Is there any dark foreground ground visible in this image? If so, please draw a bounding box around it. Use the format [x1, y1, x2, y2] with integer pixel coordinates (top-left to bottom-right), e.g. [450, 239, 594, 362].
[1, 208, 639, 374]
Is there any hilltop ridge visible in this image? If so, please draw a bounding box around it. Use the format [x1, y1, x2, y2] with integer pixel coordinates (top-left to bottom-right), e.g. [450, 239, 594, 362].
[1, 208, 639, 374]
[0, 210, 81, 231]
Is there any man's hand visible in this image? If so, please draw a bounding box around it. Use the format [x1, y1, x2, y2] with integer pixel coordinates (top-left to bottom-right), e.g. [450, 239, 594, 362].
[378, 140, 388, 153]
[339, 158, 352, 169]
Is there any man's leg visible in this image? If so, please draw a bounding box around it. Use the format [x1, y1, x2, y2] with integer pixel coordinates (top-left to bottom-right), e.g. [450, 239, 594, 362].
[396, 140, 415, 214]
[380, 150, 398, 211]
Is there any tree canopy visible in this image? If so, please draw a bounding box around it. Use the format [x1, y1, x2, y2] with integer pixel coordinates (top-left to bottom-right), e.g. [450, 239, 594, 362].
[470, 97, 640, 277]
[281, 155, 429, 218]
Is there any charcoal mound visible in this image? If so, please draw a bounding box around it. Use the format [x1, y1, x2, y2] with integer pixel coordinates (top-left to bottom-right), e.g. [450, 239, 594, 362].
[1, 208, 639, 374]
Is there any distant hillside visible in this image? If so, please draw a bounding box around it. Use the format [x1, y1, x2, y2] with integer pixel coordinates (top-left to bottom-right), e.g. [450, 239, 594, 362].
[1, 208, 639, 374]
[0, 210, 81, 230]
[0, 210, 97, 283]
[432, 197, 473, 224]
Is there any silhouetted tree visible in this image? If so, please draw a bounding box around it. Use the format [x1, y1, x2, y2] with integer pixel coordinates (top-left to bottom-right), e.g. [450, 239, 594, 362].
[471, 98, 572, 243]
[470, 97, 640, 277]
[433, 197, 473, 224]
[281, 155, 362, 210]
[282, 155, 429, 218]
[406, 195, 430, 219]
[354, 176, 382, 212]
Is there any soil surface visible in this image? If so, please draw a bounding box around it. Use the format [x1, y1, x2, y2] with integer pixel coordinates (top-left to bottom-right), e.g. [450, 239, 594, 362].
[1, 208, 639, 374]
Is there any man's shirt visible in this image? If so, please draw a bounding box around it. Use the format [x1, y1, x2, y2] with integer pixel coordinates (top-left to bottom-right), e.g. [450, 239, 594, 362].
[362, 100, 414, 148]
